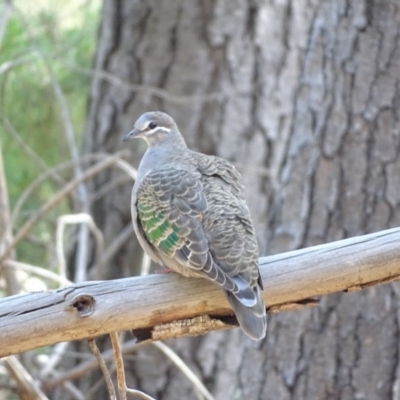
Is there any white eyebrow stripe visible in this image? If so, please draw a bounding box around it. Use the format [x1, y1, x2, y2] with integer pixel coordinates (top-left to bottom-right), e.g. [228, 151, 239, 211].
[147, 126, 171, 135]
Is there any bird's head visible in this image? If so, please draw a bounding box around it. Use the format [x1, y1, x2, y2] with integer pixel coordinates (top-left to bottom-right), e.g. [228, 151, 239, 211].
[123, 111, 185, 147]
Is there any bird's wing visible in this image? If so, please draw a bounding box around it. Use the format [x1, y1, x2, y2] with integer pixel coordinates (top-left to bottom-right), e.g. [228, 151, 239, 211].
[197, 155, 262, 290]
[136, 164, 257, 306]
[197, 155, 266, 340]
[196, 155, 246, 201]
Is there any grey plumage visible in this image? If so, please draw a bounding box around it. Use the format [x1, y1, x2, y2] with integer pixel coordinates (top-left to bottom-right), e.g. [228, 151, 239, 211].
[124, 111, 267, 340]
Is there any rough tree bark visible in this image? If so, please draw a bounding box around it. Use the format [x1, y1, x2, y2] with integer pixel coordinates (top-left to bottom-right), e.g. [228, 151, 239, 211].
[83, 1, 400, 399]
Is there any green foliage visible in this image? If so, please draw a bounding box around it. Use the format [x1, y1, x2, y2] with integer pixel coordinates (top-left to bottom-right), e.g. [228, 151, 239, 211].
[0, 2, 100, 266]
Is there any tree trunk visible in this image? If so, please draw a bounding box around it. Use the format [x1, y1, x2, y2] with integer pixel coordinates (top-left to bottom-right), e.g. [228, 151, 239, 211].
[84, 0, 400, 399]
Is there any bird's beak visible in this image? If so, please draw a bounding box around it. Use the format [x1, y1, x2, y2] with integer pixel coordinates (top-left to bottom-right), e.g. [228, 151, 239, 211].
[123, 128, 141, 142]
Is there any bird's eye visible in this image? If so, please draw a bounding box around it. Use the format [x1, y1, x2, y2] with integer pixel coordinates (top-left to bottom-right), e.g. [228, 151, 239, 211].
[148, 122, 157, 130]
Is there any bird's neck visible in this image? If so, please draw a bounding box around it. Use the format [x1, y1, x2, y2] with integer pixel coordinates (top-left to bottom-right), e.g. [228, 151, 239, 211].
[137, 141, 189, 181]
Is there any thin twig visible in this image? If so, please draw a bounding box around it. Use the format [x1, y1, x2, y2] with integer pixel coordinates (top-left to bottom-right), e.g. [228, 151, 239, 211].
[0, 54, 33, 75]
[13, 0, 92, 284]
[91, 224, 133, 278]
[53, 58, 224, 105]
[60, 381, 86, 400]
[56, 213, 104, 284]
[153, 342, 214, 400]
[114, 159, 137, 180]
[39, 342, 70, 379]
[86, 370, 116, 399]
[126, 388, 157, 400]
[110, 332, 156, 400]
[90, 175, 132, 204]
[49, 68, 90, 283]
[140, 253, 152, 276]
[1, 115, 65, 186]
[11, 151, 129, 224]
[110, 332, 127, 400]
[36, 350, 86, 400]
[0, 153, 125, 264]
[4, 260, 72, 286]
[87, 339, 117, 400]
[42, 339, 142, 391]
[50, 57, 90, 284]
[4, 356, 49, 400]
[233, 162, 270, 178]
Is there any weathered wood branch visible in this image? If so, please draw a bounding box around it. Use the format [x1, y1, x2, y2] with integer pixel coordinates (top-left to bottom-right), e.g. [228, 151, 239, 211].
[1, 227, 400, 357]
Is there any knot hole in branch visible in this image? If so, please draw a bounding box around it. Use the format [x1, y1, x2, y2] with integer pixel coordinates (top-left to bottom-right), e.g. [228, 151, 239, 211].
[70, 294, 95, 317]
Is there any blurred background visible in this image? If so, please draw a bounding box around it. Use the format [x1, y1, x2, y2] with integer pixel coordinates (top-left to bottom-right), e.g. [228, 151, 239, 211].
[1, 0, 400, 399]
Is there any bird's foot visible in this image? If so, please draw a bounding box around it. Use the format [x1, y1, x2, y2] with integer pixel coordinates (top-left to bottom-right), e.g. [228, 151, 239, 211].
[155, 267, 175, 274]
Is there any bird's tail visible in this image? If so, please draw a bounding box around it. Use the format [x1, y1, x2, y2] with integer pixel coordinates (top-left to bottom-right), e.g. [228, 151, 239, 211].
[224, 287, 267, 340]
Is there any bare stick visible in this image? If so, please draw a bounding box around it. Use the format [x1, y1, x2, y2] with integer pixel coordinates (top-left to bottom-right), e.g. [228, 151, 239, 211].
[2, 227, 400, 357]
[90, 175, 132, 204]
[4, 356, 49, 400]
[1, 115, 65, 186]
[109, 333, 155, 400]
[153, 342, 214, 400]
[56, 214, 104, 283]
[42, 340, 141, 391]
[48, 67, 90, 283]
[36, 354, 85, 400]
[53, 58, 224, 105]
[4, 260, 72, 286]
[140, 254, 152, 276]
[0, 54, 32, 75]
[92, 224, 134, 276]
[110, 332, 127, 400]
[87, 339, 117, 400]
[12, 0, 92, 284]
[114, 159, 137, 180]
[11, 151, 129, 224]
[0, 153, 125, 264]
[126, 388, 156, 400]
[39, 342, 70, 379]
[60, 381, 85, 400]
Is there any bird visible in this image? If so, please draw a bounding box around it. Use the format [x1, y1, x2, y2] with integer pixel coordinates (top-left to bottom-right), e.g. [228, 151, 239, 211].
[123, 111, 267, 340]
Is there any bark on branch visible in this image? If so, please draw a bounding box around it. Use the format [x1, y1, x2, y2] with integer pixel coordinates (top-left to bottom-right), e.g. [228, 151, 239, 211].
[1, 227, 400, 357]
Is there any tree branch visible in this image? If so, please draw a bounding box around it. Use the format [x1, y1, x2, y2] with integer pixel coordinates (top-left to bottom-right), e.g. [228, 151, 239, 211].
[1, 227, 400, 357]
